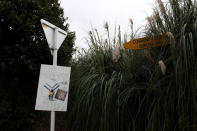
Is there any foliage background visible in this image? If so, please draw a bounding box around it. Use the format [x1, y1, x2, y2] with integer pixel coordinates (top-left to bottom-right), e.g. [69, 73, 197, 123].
[0, 0, 75, 130]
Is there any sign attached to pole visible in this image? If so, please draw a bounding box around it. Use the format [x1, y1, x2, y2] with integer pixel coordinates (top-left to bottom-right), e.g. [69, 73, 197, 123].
[39, 19, 68, 131]
[35, 64, 71, 111]
[124, 34, 170, 50]
[40, 19, 67, 53]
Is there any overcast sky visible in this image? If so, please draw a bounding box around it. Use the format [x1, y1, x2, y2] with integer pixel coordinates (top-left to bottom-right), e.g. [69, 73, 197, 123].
[60, 0, 158, 49]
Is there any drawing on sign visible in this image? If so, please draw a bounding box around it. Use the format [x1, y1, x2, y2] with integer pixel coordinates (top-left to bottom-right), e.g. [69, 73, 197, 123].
[55, 89, 67, 101]
[44, 83, 60, 101]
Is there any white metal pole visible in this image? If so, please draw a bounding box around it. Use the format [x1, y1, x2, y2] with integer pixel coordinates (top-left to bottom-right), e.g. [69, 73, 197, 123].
[50, 28, 58, 131]
[50, 111, 55, 131]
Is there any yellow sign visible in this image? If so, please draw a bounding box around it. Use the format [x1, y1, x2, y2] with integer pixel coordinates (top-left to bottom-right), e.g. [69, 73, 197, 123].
[124, 34, 170, 50]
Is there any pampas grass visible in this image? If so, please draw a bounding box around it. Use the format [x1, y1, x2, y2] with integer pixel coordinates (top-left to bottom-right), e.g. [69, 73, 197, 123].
[158, 60, 166, 75]
[67, 1, 197, 131]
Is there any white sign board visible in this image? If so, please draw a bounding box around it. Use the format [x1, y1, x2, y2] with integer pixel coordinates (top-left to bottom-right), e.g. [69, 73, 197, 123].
[35, 64, 71, 111]
[40, 19, 67, 52]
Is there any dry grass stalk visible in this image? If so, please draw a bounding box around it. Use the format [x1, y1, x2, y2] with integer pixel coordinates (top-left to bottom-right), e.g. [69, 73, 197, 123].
[170, 0, 175, 5]
[129, 18, 133, 25]
[104, 21, 109, 30]
[118, 33, 121, 40]
[146, 16, 152, 24]
[157, 0, 166, 16]
[158, 60, 166, 75]
[146, 16, 155, 29]
[104, 39, 108, 51]
[112, 46, 120, 62]
[89, 31, 93, 36]
[154, 10, 161, 21]
[144, 50, 155, 64]
[166, 32, 176, 45]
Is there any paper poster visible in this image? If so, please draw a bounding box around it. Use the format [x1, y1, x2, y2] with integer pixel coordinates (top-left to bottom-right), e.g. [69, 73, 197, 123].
[35, 64, 71, 111]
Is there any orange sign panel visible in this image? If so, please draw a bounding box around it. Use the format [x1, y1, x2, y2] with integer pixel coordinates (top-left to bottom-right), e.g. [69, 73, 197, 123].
[124, 34, 170, 50]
